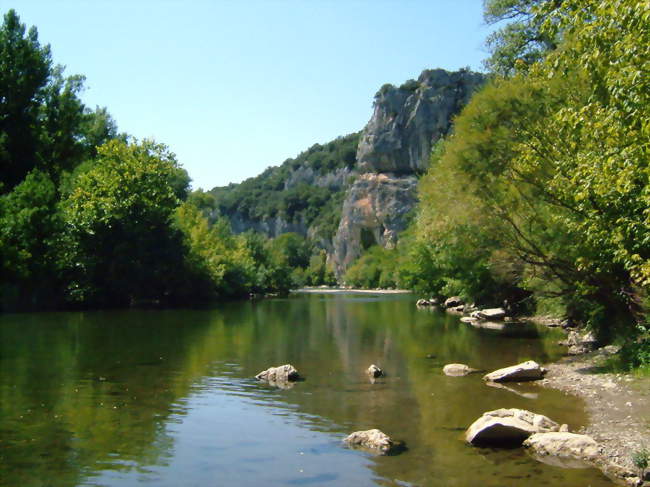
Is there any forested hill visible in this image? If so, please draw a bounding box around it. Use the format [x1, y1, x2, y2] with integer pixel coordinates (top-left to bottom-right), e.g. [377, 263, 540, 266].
[210, 133, 359, 247]
[210, 68, 485, 268]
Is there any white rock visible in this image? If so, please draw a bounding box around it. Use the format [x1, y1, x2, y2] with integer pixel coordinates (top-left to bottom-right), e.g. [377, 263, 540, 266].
[475, 308, 507, 320]
[255, 364, 300, 382]
[443, 363, 475, 376]
[483, 360, 546, 383]
[367, 364, 384, 378]
[523, 432, 600, 462]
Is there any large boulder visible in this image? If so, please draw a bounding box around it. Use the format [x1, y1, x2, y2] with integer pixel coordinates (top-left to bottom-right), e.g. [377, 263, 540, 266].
[483, 360, 546, 383]
[343, 429, 394, 454]
[523, 432, 600, 463]
[443, 363, 476, 376]
[466, 408, 560, 446]
[255, 364, 300, 382]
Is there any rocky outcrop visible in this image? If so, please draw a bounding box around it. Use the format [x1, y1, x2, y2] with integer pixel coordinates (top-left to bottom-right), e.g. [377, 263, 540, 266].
[466, 408, 560, 446]
[333, 173, 417, 274]
[483, 360, 546, 383]
[214, 70, 485, 278]
[332, 69, 485, 276]
[343, 429, 395, 454]
[356, 69, 486, 174]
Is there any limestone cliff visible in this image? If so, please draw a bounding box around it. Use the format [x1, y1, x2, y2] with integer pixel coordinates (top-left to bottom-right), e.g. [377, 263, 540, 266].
[211, 69, 485, 279]
[332, 69, 485, 276]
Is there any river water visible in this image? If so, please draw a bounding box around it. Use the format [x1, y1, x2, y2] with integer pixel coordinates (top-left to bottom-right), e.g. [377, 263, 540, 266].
[0, 293, 612, 486]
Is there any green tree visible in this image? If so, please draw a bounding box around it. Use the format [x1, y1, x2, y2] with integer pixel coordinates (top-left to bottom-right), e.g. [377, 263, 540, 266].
[63, 139, 189, 306]
[0, 170, 66, 309]
[0, 9, 52, 190]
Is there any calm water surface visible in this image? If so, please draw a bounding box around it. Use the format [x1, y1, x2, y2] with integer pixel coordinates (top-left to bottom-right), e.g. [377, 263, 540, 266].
[0, 293, 612, 486]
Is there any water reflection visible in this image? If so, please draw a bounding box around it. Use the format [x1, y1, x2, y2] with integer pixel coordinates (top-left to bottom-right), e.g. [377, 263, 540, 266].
[0, 295, 612, 486]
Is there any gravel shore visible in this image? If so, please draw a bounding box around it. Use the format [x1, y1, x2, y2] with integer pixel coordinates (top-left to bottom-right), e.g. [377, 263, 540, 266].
[537, 346, 650, 485]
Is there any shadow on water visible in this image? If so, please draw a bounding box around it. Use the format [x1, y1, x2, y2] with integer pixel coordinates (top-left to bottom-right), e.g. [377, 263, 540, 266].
[0, 294, 612, 486]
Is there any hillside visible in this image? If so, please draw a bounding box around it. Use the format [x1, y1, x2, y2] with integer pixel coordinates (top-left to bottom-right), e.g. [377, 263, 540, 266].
[211, 68, 486, 274]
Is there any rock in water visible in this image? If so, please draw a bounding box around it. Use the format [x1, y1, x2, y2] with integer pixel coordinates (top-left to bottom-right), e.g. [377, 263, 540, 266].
[255, 364, 300, 382]
[466, 408, 560, 446]
[367, 364, 384, 378]
[473, 308, 507, 320]
[483, 360, 546, 383]
[444, 296, 464, 308]
[523, 432, 600, 462]
[443, 363, 475, 376]
[344, 429, 394, 454]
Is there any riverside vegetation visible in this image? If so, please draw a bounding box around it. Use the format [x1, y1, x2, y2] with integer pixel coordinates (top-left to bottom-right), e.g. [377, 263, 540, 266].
[1, 0, 649, 375]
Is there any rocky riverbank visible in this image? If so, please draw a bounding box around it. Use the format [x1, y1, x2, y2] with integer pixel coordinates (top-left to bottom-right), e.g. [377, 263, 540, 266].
[420, 297, 649, 485]
[536, 346, 650, 486]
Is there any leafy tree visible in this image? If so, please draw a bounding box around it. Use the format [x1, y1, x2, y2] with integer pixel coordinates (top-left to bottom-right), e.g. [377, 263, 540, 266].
[0, 170, 66, 309]
[483, 0, 562, 76]
[0, 9, 52, 190]
[62, 139, 189, 306]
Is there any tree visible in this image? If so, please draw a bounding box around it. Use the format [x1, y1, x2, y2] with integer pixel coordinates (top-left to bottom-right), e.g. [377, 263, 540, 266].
[0, 170, 66, 309]
[0, 9, 52, 190]
[63, 139, 189, 306]
[483, 0, 562, 76]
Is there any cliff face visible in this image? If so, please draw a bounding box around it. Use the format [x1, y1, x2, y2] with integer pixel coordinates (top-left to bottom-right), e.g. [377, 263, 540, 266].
[333, 69, 485, 276]
[212, 69, 485, 279]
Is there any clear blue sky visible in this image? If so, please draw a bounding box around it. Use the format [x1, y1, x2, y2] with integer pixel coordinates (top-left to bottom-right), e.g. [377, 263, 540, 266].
[11, 1, 494, 190]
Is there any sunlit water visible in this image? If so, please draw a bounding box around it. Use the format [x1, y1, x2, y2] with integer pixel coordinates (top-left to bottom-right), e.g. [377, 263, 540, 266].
[0, 293, 612, 486]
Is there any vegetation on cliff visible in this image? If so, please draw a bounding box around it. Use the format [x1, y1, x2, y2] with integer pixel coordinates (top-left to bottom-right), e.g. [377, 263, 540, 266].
[210, 132, 359, 242]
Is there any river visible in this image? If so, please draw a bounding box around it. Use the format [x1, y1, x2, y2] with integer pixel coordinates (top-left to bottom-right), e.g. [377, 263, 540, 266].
[0, 292, 612, 486]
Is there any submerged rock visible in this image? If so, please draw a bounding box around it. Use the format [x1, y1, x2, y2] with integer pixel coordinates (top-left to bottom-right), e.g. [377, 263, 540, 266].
[523, 432, 600, 463]
[466, 408, 560, 446]
[255, 364, 300, 382]
[483, 360, 546, 383]
[443, 363, 476, 377]
[367, 364, 384, 378]
[343, 429, 394, 454]
[460, 316, 479, 324]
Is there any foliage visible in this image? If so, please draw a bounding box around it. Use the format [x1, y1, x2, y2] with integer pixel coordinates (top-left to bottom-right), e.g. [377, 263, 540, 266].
[482, 0, 561, 76]
[211, 132, 358, 241]
[0, 10, 119, 191]
[0, 170, 67, 309]
[412, 0, 649, 352]
[62, 139, 191, 305]
[632, 448, 649, 479]
[343, 245, 399, 289]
